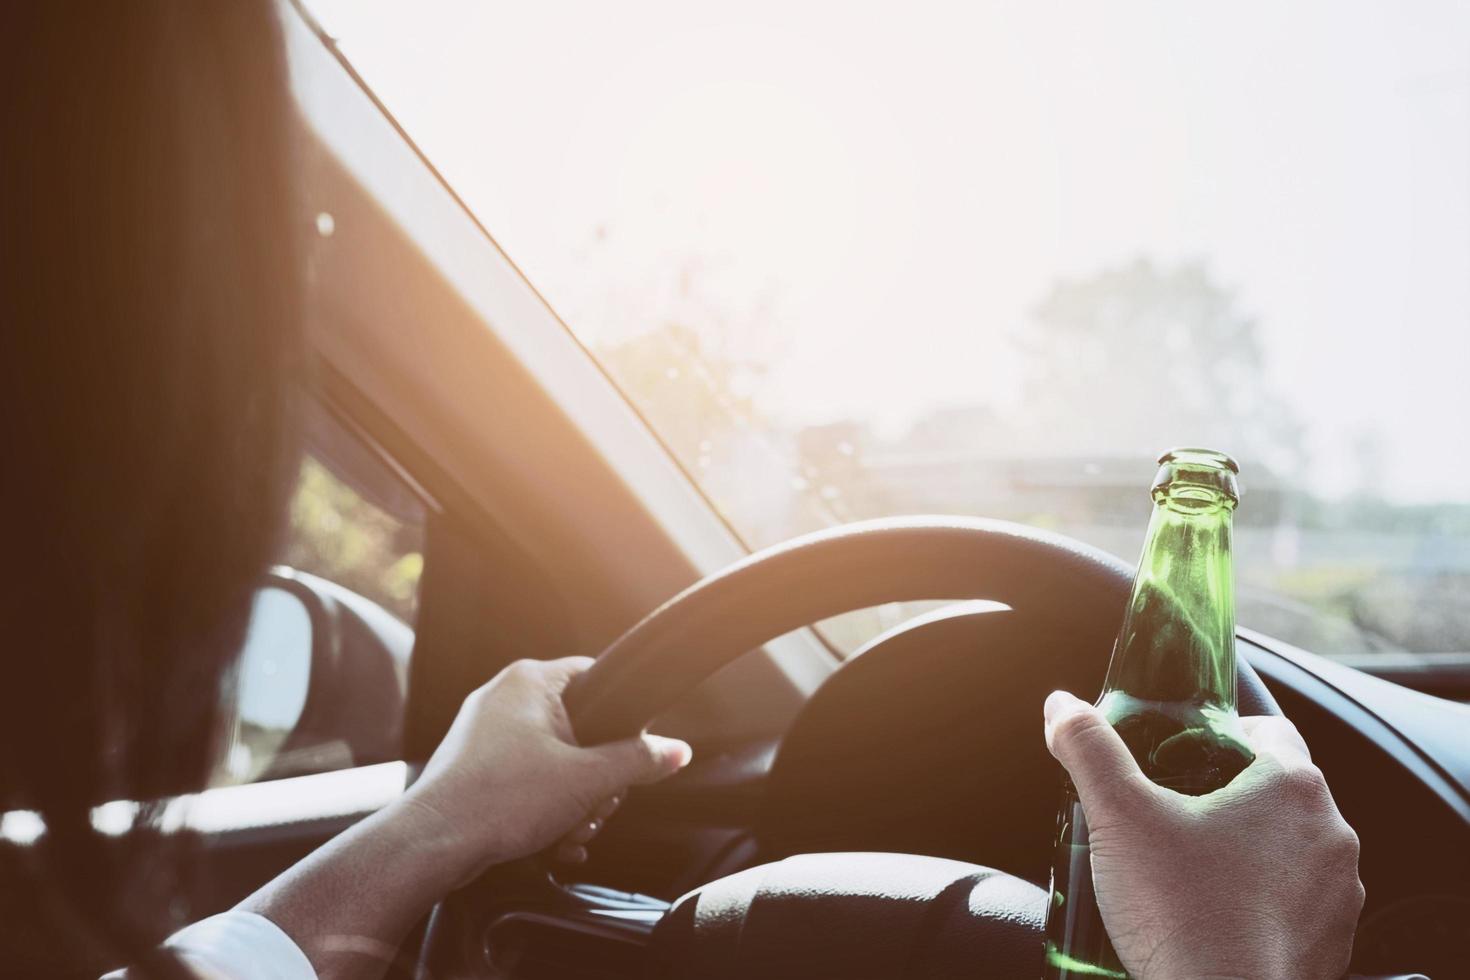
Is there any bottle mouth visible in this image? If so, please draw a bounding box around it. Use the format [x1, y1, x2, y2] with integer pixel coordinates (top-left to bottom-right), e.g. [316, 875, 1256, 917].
[1158, 447, 1239, 473]
[1152, 447, 1240, 507]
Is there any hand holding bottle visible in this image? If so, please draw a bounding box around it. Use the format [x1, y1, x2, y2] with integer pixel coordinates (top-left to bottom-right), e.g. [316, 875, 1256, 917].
[1044, 690, 1364, 980]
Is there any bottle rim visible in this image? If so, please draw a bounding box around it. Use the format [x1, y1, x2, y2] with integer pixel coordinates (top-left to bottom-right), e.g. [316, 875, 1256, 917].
[1157, 447, 1240, 474]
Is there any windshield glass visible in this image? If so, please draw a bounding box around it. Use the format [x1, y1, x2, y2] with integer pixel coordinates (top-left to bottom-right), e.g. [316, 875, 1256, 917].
[306, 0, 1470, 665]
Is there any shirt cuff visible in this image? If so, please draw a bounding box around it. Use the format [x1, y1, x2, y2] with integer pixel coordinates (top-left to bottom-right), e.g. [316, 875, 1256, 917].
[164, 910, 316, 980]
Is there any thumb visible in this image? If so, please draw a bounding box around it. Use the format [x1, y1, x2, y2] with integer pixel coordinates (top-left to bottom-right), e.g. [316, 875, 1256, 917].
[588, 733, 692, 792]
[1044, 691, 1159, 820]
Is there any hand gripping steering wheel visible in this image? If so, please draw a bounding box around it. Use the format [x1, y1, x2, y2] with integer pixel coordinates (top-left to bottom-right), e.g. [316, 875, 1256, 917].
[420, 517, 1280, 978]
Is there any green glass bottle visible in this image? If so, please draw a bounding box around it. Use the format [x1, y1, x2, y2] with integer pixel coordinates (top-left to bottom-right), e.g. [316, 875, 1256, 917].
[1042, 448, 1256, 980]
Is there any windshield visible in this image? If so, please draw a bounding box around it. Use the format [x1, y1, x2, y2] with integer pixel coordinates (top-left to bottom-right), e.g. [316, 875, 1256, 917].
[306, 0, 1470, 666]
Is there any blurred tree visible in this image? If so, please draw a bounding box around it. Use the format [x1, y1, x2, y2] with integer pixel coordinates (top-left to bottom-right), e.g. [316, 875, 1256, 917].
[1349, 427, 1389, 500]
[1015, 257, 1304, 475]
[281, 456, 424, 623]
[598, 320, 848, 539]
[597, 322, 759, 467]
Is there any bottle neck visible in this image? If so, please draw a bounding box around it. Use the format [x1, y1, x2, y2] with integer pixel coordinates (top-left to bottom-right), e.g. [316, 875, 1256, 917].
[1102, 491, 1238, 709]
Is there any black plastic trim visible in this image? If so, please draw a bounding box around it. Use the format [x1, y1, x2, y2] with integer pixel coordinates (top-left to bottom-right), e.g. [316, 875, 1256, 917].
[1240, 630, 1470, 821]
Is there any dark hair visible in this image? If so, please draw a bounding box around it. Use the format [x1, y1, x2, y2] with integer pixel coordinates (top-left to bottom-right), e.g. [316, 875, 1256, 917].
[0, 2, 301, 974]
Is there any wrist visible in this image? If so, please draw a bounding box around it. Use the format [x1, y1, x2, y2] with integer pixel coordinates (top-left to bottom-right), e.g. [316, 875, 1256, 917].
[381, 791, 496, 891]
[1139, 910, 1301, 980]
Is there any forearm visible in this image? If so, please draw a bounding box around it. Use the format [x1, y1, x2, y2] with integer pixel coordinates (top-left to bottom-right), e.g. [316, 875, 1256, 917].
[231, 658, 687, 980]
[237, 799, 462, 980]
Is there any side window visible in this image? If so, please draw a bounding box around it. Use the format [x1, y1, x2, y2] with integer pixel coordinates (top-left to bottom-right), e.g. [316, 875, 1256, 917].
[214, 407, 428, 786]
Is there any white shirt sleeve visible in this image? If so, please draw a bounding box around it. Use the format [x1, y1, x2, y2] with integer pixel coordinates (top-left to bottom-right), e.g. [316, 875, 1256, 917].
[162, 910, 316, 980]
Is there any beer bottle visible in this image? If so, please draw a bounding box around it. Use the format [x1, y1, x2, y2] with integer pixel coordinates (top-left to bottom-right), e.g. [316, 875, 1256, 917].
[1042, 448, 1256, 979]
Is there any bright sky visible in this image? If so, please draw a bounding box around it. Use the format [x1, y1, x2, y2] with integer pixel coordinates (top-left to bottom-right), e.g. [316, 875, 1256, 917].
[305, 0, 1470, 502]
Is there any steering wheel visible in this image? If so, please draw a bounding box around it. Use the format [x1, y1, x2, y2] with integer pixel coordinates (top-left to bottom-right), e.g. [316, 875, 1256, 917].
[420, 517, 1280, 978]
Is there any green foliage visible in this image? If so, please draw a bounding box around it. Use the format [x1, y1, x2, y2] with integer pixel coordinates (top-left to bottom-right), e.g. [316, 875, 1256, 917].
[281, 456, 424, 623]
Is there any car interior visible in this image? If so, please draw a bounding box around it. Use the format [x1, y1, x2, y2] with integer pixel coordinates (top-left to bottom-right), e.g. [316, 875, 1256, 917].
[178, 4, 1470, 978]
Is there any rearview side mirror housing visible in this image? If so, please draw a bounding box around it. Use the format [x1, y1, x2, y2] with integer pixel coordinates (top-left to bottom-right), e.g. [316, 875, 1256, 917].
[222, 568, 411, 784]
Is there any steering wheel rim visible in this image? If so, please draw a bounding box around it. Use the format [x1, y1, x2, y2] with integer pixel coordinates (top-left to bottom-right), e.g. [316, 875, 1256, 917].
[565, 515, 1278, 744]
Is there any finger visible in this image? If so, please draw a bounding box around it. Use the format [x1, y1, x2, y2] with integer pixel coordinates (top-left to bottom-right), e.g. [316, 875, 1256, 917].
[1043, 691, 1160, 817]
[1241, 714, 1312, 765]
[589, 733, 692, 792]
[539, 656, 597, 694]
[554, 842, 589, 864]
[595, 795, 622, 820]
[560, 818, 602, 846]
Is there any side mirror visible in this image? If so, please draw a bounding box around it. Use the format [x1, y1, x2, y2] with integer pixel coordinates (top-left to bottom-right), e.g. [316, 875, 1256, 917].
[222, 583, 316, 783]
[217, 569, 411, 785]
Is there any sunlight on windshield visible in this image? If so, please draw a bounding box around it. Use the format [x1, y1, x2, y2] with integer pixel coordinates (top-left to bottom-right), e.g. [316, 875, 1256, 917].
[306, 0, 1470, 663]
